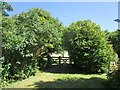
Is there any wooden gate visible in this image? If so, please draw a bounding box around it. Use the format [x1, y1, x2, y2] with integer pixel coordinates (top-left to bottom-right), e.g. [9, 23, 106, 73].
[43, 56, 73, 67]
[51, 56, 72, 65]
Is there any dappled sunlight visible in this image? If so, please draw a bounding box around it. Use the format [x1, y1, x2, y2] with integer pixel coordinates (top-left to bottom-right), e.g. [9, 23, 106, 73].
[6, 71, 107, 88]
[2, 2, 119, 88]
[28, 77, 108, 88]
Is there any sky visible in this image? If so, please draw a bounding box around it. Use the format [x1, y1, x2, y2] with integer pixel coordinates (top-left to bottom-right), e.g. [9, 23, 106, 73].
[7, 2, 118, 32]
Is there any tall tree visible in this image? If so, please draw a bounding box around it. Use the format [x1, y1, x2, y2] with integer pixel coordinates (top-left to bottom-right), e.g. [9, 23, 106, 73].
[2, 8, 63, 66]
[2, 8, 63, 85]
[1, 1, 13, 16]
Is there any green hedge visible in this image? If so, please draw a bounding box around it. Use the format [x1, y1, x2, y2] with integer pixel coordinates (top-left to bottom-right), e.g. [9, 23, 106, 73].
[63, 20, 115, 74]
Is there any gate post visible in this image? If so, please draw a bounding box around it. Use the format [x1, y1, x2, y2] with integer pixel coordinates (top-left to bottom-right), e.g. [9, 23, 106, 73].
[70, 56, 72, 65]
[59, 56, 61, 66]
[46, 54, 52, 67]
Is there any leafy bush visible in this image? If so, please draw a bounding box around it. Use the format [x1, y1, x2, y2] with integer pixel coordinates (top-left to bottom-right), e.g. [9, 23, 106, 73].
[108, 30, 120, 58]
[107, 70, 120, 88]
[2, 8, 62, 86]
[63, 20, 115, 73]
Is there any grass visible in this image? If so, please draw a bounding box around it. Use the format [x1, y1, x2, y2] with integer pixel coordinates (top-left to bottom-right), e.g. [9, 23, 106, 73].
[6, 71, 108, 88]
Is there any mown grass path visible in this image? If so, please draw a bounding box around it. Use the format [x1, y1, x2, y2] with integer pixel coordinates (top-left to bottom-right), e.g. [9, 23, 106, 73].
[6, 65, 108, 88]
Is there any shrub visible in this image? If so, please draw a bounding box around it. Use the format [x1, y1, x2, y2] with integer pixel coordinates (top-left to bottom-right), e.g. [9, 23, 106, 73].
[107, 70, 120, 88]
[108, 30, 120, 58]
[63, 20, 115, 73]
[1, 8, 62, 86]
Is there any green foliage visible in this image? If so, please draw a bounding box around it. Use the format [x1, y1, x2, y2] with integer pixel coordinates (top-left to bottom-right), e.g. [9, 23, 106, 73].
[15, 8, 63, 58]
[104, 30, 110, 38]
[63, 20, 115, 73]
[2, 8, 63, 86]
[1, 1, 13, 16]
[107, 70, 120, 88]
[108, 30, 120, 58]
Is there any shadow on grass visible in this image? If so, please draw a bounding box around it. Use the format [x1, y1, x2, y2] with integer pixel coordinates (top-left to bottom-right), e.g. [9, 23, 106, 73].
[28, 77, 108, 88]
[41, 64, 105, 75]
[41, 64, 87, 74]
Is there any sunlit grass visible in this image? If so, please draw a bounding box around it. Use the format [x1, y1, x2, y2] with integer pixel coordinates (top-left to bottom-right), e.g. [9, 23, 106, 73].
[6, 71, 107, 88]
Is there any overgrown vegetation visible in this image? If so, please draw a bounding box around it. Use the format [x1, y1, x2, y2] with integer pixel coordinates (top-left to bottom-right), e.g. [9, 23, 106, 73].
[63, 20, 115, 74]
[106, 30, 120, 88]
[1, 2, 120, 88]
[108, 30, 120, 58]
[2, 8, 63, 86]
[107, 70, 120, 88]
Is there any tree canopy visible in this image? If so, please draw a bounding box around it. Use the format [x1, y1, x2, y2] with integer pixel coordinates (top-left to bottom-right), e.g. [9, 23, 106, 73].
[1, 2, 119, 87]
[63, 20, 115, 73]
[2, 8, 63, 85]
[1, 1, 13, 16]
[2, 8, 63, 58]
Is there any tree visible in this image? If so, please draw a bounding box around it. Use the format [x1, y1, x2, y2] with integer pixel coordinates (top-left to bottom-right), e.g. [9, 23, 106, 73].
[104, 30, 110, 38]
[2, 8, 63, 85]
[2, 16, 39, 85]
[1, 1, 13, 16]
[109, 30, 120, 58]
[15, 8, 63, 58]
[64, 20, 115, 73]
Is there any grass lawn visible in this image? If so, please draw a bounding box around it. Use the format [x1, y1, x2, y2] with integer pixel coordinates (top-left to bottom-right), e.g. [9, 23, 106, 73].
[6, 71, 108, 88]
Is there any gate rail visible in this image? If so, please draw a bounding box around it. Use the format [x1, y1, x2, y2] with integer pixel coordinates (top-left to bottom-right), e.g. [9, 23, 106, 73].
[43, 56, 73, 67]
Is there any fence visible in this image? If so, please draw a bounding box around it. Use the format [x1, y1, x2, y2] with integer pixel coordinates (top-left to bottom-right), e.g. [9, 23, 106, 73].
[43, 56, 74, 67]
[38, 56, 120, 72]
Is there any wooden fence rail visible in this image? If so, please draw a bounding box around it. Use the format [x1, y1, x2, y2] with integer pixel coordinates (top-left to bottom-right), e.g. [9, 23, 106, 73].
[43, 56, 73, 67]
[39, 56, 120, 72]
